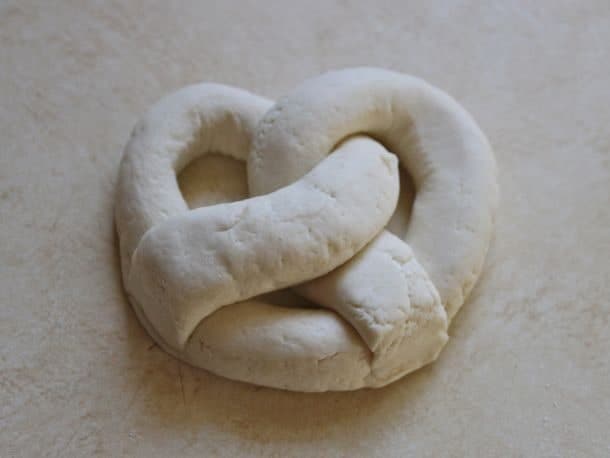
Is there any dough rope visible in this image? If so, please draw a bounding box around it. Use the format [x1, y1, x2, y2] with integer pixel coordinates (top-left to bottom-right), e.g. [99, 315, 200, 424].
[115, 68, 498, 391]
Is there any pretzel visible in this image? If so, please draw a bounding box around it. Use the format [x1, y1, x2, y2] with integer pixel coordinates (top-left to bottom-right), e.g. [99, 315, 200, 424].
[116, 68, 497, 391]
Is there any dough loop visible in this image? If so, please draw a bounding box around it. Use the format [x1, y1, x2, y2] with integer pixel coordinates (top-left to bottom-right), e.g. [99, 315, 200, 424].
[115, 68, 497, 391]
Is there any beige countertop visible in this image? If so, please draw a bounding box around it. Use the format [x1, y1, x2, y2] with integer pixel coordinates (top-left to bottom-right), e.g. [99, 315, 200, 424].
[1, 1, 609, 456]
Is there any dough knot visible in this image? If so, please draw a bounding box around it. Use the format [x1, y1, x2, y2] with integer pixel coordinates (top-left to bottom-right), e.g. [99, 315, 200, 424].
[116, 68, 498, 391]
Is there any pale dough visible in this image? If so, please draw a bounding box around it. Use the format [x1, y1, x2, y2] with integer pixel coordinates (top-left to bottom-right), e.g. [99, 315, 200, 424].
[115, 68, 497, 391]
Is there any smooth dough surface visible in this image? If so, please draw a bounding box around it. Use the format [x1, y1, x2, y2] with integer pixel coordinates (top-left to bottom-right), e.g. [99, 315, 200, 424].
[115, 69, 497, 391]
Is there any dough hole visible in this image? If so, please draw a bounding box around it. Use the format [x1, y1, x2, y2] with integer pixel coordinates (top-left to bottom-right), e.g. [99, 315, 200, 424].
[178, 153, 248, 208]
[385, 164, 415, 238]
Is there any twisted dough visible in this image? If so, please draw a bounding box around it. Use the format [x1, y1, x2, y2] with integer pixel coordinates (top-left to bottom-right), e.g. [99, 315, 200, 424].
[116, 68, 497, 391]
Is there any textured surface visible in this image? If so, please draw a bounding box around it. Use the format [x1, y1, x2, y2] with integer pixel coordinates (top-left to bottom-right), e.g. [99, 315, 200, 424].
[1, 1, 609, 456]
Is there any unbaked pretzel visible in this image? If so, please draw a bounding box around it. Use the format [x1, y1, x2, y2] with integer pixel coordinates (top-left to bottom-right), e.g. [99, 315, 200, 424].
[115, 68, 497, 391]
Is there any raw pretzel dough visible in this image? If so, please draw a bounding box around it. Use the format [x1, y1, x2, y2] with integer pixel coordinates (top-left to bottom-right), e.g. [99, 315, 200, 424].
[115, 68, 497, 391]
